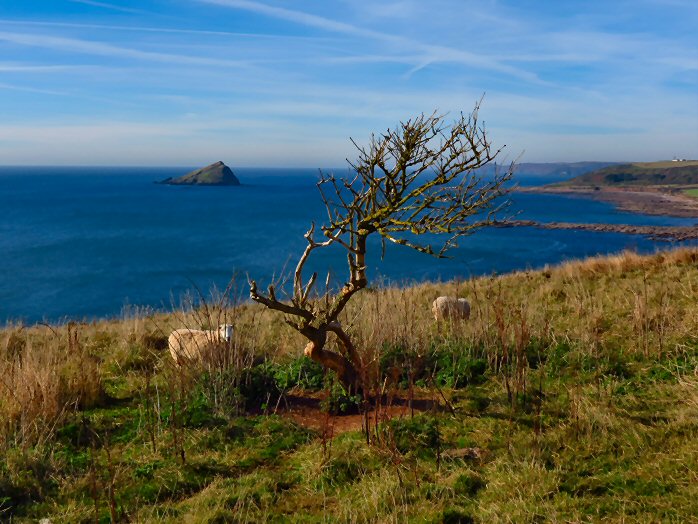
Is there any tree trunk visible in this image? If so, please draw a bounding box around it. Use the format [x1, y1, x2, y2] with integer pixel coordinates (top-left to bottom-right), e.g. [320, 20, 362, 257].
[303, 340, 360, 393]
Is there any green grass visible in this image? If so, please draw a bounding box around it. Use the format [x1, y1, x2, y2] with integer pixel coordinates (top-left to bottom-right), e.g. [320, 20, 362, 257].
[2, 248, 698, 522]
[555, 161, 698, 187]
[633, 160, 698, 169]
[3, 352, 698, 522]
[684, 188, 698, 198]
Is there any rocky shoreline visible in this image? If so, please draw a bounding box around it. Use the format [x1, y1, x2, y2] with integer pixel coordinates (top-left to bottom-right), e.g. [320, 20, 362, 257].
[493, 220, 698, 241]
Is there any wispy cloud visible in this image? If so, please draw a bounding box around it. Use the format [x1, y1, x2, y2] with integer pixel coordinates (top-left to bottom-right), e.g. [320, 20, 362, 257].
[0, 30, 253, 68]
[198, 0, 545, 83]
[0, 62, 106, 73]
[68, 0, 151, 16]
[1, 1, 695, 164]
[0, 18, 337, 41]
[200, 0, 380, 40]
[0, 81, 70, 96]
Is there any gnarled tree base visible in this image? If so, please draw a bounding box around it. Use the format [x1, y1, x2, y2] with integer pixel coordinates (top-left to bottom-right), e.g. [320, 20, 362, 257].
[303, 341, 360, 394]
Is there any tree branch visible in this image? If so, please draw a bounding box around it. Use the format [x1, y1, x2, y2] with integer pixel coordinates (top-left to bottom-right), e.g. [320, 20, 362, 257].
[249, 101, 513, 392]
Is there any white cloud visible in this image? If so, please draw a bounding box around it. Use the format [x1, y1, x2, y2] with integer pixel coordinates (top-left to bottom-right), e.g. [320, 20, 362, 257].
[0, 30, 253, 68]
[1, 1, 695, 164]
[68, 0, 151, 15]
[197, 0, 544, 83]
[0, 81, 70, 96]
[0, 18, 338, 41]
[0, 62, 104, 72]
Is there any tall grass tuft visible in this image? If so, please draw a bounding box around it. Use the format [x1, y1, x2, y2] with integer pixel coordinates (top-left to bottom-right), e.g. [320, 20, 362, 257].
[0, 323, 103, 449]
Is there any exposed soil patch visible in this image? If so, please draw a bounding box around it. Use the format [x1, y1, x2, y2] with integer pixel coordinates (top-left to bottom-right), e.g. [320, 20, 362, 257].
[277, 393, 442, 434]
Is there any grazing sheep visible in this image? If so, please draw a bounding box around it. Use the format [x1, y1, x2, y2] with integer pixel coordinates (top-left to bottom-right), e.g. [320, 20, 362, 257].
[432, 296, 471, 321]
[168, 324, 233, 366]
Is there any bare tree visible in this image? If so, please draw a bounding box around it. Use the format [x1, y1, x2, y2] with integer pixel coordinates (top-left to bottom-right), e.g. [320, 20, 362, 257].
[249, 103, 513, 393]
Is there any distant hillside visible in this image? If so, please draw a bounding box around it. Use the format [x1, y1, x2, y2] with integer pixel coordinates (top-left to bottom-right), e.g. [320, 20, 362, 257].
[512, 161, 618, 177]
[560, 160, 698, 187]
[480, 161, 617, 179]
[160, 161, 240, 186]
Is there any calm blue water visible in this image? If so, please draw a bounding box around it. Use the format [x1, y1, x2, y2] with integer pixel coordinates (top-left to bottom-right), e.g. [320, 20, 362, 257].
[1, 166, 695, 323]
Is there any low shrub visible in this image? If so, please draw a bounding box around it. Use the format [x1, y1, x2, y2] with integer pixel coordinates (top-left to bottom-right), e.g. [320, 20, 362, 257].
[441, 508, 475, 524]
[273, 356, 325, 391]
[385, 415, 441, 458]
[239, 362, 282, 411]
[321, 380, 362, 414]
[380, 343, 488, 389]
[453, 472, 486, 497]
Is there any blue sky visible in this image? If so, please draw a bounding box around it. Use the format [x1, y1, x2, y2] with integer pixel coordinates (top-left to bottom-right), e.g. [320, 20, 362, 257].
[0, 0, 696, 166]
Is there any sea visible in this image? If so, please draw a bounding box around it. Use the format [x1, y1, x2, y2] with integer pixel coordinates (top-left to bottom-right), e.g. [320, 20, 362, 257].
[1, 166, 696, 324]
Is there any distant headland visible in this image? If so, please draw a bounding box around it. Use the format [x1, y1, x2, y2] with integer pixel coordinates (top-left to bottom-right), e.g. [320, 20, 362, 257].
[505, 160, 698, 240]
[159, 161, 241, 186]
[521, 160, 698, 217]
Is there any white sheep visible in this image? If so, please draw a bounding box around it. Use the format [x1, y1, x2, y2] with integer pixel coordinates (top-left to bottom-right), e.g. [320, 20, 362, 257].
[432, 296, 471, 322]
[168, 324, 233, 366]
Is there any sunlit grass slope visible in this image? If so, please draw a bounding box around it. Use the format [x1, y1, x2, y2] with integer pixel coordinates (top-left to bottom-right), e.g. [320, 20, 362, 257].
[1, 247, 697, 522]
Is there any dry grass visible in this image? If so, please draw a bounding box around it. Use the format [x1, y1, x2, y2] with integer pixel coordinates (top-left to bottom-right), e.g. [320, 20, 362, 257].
[2, 247, 697, 449]
[1, 247, 698, 521]
[0, 323, 103, 448]
[633, 160, 698, 169]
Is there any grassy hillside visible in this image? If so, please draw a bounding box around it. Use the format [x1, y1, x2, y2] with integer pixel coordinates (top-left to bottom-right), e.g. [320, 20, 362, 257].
[478, 161, 616, 178]
[559, 160, 698, 187]
[512, 161, 617, 177]
[1, 248, 698, 522]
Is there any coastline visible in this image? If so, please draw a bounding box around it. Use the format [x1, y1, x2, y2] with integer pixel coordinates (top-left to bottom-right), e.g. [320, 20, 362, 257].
[511, 183, 698, 241]
[493, 219, 698, 241]
[519, 185, 698, 218]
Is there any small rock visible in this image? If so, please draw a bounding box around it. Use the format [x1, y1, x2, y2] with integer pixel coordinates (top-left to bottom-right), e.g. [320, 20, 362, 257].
[442, 447, 485, 461]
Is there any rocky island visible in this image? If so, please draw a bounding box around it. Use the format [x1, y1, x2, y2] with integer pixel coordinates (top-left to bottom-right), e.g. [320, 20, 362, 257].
[159, 161, 240, 186]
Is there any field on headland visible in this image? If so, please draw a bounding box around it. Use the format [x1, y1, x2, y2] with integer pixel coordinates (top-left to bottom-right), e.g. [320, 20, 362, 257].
[521, 161, 698, 219]
[1, 248, 698, 522]
[558, 160, 698, 187]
